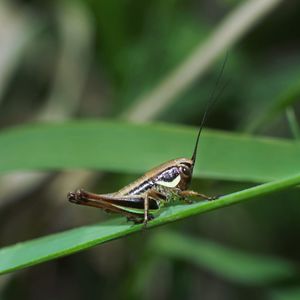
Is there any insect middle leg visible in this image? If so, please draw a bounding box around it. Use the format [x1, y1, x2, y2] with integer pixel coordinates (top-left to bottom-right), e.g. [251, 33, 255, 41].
[142, 189, 166, 226]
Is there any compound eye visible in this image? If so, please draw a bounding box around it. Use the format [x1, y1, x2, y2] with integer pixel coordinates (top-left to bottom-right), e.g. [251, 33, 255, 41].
[180, 166, 191, 176]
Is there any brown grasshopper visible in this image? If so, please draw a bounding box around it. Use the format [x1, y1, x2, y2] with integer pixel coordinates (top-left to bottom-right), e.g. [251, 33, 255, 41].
[67, 106, 219, 226]
[68, 57, 228, 225]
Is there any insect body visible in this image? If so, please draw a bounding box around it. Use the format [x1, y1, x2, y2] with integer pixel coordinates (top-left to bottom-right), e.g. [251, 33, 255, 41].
[68, 106, 218, 226]
[68, 55, 229, 226]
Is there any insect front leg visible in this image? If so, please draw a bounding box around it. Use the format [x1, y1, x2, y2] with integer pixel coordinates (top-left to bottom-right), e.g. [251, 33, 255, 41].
[179, 190, 219, 202]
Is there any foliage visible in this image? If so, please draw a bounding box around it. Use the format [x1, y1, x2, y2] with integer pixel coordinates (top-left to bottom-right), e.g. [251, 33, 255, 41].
[0, 0, 300, 299]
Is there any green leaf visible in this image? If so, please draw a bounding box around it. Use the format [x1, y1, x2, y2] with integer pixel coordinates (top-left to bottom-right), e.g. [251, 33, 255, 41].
[0, 172, 300, 275]
[270, 287, 300, 300]
[150, 231, 296, 285]
[241, 59, 300, 133]
[286, 107, 300, 140]
[0, 120, 300, 182]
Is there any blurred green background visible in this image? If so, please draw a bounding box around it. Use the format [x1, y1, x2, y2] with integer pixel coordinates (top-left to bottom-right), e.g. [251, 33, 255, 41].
[0, 0, 300, 299]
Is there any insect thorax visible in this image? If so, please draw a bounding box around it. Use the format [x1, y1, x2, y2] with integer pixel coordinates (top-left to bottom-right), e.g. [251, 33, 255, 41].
[154, 184, 183, 204]
[124, 165, 182, 195]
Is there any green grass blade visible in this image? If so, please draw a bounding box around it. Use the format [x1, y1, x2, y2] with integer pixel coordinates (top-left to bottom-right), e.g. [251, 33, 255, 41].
[0, 172, 300, 275]
[150, 231, 296, 285]
[242, 62, 300, 133]
[270, 287, 300, 300]
[286, 107, 300, 140]
[0, 120, 300, 182]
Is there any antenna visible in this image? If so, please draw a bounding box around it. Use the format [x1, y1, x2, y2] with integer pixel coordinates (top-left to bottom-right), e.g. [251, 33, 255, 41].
[191, 54, 229, 165]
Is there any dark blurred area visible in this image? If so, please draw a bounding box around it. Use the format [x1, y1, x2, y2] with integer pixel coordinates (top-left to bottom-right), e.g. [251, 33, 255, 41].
[1, 0, 300, 299]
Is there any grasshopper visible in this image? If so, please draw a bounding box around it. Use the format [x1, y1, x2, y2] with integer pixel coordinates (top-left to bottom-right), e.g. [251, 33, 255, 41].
[67, 107, 219, 226]
[68, 57, 228, 226]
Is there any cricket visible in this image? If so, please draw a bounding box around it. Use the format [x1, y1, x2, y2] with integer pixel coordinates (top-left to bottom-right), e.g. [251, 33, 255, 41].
[68, 59, 227, 226]
[67, 108, 221, 226]
[68, 118, 218, 226]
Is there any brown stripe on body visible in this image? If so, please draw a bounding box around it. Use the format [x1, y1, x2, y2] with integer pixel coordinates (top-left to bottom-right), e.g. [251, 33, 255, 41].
[117, 158, 191, 196]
